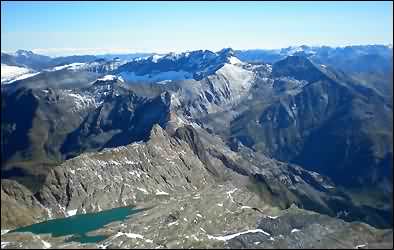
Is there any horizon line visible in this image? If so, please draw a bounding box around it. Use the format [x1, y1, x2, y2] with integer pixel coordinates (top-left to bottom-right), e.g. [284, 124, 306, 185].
[2, 43, 393, 58]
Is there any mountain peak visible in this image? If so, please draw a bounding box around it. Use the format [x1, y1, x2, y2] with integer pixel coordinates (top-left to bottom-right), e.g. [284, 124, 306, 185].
[218, 48, 235, 57]
[272, 55, 327, 82]
[149, 123, 168, 140]
[116, 48, 245, 83]
[15, 50, 35, 57]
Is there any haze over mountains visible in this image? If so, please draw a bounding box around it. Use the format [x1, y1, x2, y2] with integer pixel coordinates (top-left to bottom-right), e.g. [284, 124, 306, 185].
[1, 44, 393, 249]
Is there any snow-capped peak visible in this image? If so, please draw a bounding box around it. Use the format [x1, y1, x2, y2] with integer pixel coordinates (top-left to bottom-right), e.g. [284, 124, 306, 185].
[115, 48, 249, 84]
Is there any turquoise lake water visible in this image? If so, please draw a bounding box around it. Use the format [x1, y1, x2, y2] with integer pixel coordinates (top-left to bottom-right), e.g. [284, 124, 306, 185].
[10, 206, 142, 243]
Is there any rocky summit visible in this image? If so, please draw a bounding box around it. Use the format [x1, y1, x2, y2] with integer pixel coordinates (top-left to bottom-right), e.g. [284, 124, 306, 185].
[1, 45, 393, 249]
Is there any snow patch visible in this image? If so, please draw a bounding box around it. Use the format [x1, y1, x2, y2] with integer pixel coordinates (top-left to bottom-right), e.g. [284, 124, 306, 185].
[151, 54, 164, 63]
[193, 194, 201, 199]
[226, 188, 238, 203]
[137, 187, 149, 194]
[323, 184, 335, 189]
[207, 229, 270, 241]
[1, 229, 10, 235]
[51, 62, 86, 71]
[41, 240, 51, 249]
[226, 188, 238, 195]
[66, 209, 77, 217]
[291, 228, 301, 233]
[155, 190, 169, 196]
[1, 242, 10, 249]
[167, 221, 178, 227]
[97, 75, 117, 81]
[113, 232, 144, 239]
[117, 76, 125, 82]
[157, 80, 172, 85]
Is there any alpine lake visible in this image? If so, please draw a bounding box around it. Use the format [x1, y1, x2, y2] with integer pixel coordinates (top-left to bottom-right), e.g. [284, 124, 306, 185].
[9, 206, 143, 243]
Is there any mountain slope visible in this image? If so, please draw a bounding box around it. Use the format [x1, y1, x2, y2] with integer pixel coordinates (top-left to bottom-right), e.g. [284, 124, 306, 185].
[228, 56, 392, 190]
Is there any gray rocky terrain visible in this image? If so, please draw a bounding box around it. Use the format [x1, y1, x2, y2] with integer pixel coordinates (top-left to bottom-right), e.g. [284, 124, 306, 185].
[1, 124, 393, 248]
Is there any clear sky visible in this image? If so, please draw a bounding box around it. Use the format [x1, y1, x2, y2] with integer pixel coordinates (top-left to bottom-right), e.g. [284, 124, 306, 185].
[1, 1, 393, 56]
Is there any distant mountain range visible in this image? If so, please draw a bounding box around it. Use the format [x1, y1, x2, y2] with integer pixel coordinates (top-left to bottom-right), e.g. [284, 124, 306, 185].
[2, 45, 392, 95]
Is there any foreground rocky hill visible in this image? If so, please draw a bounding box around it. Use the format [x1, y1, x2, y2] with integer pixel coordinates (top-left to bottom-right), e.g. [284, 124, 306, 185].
[1, 124, 393, 248]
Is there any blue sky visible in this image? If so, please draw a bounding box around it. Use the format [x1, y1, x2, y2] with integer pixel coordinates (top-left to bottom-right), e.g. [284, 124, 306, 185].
[1, 1, 393, 56]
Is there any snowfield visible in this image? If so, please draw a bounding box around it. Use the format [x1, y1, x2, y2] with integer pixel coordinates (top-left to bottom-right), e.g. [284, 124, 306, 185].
[215, 63, 254, 91]
[1, 64, 33, 83]
[119, 70, 193, 83]
[228, 56, 243, 65]
[50, 62, 87, 71]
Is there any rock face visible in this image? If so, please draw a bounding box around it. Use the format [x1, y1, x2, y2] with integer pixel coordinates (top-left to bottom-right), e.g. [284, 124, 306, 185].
[60, 87, 172, 159]
[1, 180, 47, 229]
[34, 125, 214, 218]
[1, 80, 174, 190]
[228, 56, 392, 191]
[174, 125, 219, 176]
